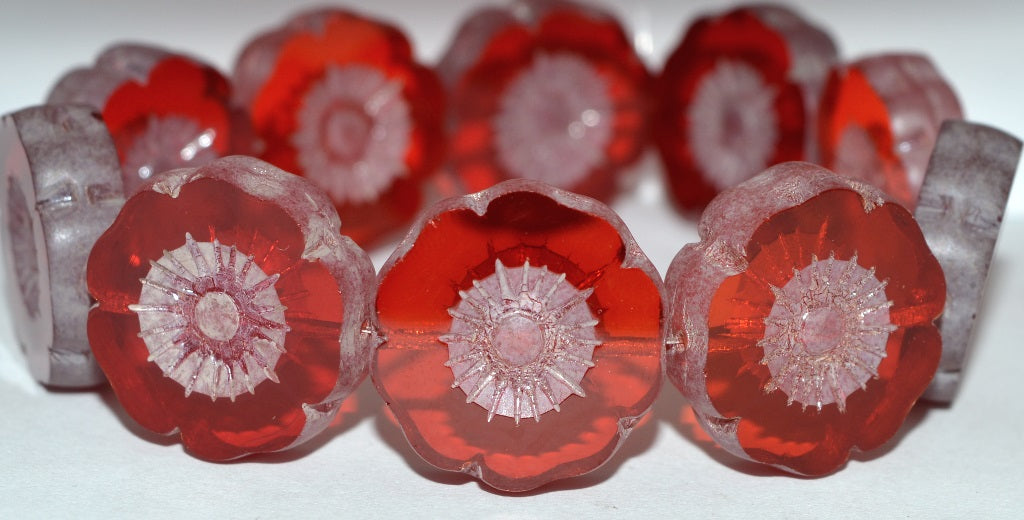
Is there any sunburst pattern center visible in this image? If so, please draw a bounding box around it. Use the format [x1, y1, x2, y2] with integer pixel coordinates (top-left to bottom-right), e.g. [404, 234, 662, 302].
[130, 233, 289, 401]
[759, 252, 896, 412]
[688, 60, 778, 189]
[441, 259, 601, 424]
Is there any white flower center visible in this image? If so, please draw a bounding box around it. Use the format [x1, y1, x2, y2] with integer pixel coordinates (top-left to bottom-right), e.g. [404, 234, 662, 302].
[323, 107, 371, 162]
[441, 259, 600, 424]
[834, 124, 889, 190]
[194, 291, 240, 342]
[122, 115, 218, 190]
[759, 253, 895, 412]
[800, 307, 844, 355]
[130, 233, 289, 401]
[493, 53, 614, 187]
[688, 60, 778, 190]
[292, 65, 412, 205]
[492, 314, 545, 365]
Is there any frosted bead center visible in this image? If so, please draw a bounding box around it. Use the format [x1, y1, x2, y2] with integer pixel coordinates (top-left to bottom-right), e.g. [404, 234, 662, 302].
[492, 313, 545, 366]
[195, 291, 240, 342]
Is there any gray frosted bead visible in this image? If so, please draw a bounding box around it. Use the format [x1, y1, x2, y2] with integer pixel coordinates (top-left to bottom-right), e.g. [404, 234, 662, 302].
[1, 105, 125, 387]
[915, 120, 1021, 402]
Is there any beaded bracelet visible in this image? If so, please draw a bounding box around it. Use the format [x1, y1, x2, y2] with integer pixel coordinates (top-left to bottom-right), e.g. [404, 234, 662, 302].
[1, 0, 1020, 494]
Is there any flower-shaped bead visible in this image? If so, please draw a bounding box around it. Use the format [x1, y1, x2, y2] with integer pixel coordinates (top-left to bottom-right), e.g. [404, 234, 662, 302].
[666, 162, 945, 475]
[818, 54, 962, 209]
[48, 44, 234, 195]
[87, 156, 376, 460]
[438, 0, 651, 201]
[234, 8, 445, 247]
[654, 4, 837, 211]
[373, 179, 664, 491]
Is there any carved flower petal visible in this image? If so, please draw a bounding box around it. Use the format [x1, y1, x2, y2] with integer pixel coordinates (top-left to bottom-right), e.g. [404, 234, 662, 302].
[373, 179, 664, 491]
[667, 161, 944, 475]
[86, 156, 374, 460]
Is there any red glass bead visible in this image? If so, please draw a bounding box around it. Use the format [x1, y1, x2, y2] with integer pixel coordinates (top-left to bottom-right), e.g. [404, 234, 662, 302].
[372, 179, 664, 491]
[666, 162, 945, 475]
[438, 0, 651, 201]
[86, 156, 376, 460]
[234, 8, 446, 247]
[654, 5, 837, 211]
[47, 44, 233, 195]
[818, 54, 962, 209]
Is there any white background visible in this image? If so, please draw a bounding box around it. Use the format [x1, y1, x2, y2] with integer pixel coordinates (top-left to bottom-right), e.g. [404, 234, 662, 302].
[1, 1, 1022, 517]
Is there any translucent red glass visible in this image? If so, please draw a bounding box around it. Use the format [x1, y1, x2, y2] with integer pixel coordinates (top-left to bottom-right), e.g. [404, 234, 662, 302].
[654, 5, 837, 211]
[234, 8, 446, 247]
[47, 44, 233, 195]
[439, 0, 651, 201]
[86, 156, 375, 460]
[373, 180, 664, 491]
[818, 54, 962, 209]
[666, 162, 945, 475]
